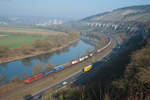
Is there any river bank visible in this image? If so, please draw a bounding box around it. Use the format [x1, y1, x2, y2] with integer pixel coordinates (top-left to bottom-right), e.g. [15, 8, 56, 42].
[0, 39, 79, 64]
[0, 37, 114, 100]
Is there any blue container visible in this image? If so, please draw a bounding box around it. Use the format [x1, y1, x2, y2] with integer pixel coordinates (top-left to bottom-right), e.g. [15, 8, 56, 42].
[53, 65, 64, 72]
[42, 72, 48, 76]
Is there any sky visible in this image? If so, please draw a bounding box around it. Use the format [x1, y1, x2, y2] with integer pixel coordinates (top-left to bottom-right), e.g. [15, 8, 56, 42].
[0, 0, 150, 19]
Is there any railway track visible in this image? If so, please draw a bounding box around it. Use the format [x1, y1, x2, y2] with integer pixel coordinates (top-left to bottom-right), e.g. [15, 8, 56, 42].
[23, 35, 115, 100]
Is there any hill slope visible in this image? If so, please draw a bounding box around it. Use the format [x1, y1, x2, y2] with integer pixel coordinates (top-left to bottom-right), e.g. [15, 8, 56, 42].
[82, 5, 150, 22]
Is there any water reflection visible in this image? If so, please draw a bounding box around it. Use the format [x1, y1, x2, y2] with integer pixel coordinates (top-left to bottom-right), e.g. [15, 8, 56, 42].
[0, 74, 8, 85]
[21, 45, 71, 65]
[21, 58, 33, 66]
[0, 62, 8, 68]
[0, 40, 95, 83]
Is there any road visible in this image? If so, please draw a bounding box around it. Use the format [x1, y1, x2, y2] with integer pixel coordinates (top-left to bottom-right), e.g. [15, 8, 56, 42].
[24, 35, 118, 100]
[26, 71, 84, 100]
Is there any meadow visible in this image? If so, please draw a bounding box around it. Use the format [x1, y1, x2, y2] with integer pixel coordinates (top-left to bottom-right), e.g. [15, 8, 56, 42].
[0, 32, 50, 48]
[0, 26, 65, 35]
[0, 26, 67, 48]
[0, 27, 57, 32]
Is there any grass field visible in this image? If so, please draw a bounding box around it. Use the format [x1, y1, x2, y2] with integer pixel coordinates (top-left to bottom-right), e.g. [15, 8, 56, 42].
[0, 27, 57, 33]
[0, 26, 65, 35]
[0, 27, 65, 49]
[0, 32, 50, 48]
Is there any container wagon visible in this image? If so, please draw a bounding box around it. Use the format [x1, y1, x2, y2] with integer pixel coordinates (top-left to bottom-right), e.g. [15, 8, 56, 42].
[84, 55, 88, 59]
[53, 65, 64, 72]
[79, 57, 85, 62]
[42, 70, 52, 76]
[90, 53, 93, 57]
[25, 77, 36, 84]
[35, 74, 43, 79]
[83, 65, 93, 72]
[71, 60, 78, 65]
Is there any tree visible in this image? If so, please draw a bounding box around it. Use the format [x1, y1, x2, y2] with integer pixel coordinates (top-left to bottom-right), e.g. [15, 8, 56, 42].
[22, 72, 28, 80]
[86, 48, 91, 54]
[48, 62, 56, 68]
[0, 74, 7, 84]
[0, 45, 10, 57]
[32, 62, 44, 75]
[11, 76, 20, 83]
[44, 63, 56, 79]
[21, 45, 34, 55]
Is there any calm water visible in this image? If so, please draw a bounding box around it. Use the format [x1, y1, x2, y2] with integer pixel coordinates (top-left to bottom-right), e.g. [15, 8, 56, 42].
[0, 40, 94, 83]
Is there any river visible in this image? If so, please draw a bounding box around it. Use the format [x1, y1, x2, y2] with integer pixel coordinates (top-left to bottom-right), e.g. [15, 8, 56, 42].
[0, 40, 94, 83]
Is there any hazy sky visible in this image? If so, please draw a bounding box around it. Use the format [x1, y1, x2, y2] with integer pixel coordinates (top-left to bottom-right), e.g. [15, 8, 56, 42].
[0, 0, 150, 19]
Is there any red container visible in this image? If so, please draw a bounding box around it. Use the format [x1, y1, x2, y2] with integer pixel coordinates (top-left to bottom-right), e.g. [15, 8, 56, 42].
[25, 74, 43, 84]
[25, 77, 36, 83]
[35, 74, 43, 79]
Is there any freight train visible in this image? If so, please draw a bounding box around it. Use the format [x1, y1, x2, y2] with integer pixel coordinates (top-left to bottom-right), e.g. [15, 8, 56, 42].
[25, 40, 112, 84]
[25, 65, 64, 84]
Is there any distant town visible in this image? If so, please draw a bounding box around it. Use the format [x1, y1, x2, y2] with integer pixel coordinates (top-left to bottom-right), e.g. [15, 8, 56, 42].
[0, 16, 73, 26]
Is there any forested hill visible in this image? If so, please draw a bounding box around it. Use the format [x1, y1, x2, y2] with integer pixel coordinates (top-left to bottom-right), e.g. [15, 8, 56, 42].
[82, 5, 150, 22]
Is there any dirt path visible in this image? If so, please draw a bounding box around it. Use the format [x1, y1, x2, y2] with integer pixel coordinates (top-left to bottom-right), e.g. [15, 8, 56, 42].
[0, 34, 8, 37]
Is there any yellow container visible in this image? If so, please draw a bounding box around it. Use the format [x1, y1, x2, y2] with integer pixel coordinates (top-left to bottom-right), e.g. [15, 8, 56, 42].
[83, 65, 92, 72]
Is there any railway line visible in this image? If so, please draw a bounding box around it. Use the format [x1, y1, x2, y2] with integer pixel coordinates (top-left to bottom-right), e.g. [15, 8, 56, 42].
[24, 37, 112, 84]
[23, 35, 115, 100]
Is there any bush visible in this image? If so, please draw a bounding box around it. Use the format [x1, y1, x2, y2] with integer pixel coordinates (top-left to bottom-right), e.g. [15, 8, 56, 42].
[32, 62, 44, 75]
[0, 45, 10, 57]
[11, 76, 20, 83]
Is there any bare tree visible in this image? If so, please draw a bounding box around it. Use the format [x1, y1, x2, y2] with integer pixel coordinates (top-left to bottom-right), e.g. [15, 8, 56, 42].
[32, 62, 44, 75]
[0, 74, 7, 84]
[22, 72, 28, 80]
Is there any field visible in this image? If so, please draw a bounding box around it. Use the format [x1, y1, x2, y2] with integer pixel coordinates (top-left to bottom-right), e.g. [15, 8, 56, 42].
[0, 32, 50, 48]
[0, 27, 56, 32]
[0, 27, 64, 48]
[0, 27, 64, 35]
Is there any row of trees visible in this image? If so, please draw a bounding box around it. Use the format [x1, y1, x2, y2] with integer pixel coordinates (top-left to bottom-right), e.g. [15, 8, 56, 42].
[112, 38, 150, 97]
[0, 45, 10, 57]
[21, 32, 79, 55]
[0, 31, 79, 59]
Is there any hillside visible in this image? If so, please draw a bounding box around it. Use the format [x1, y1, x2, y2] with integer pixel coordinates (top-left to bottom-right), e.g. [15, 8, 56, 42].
[47, 5, 150, 100]
[82, 5, 150, 22]
[50, 37, 150, 100]
[73, 5, 150, 47]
